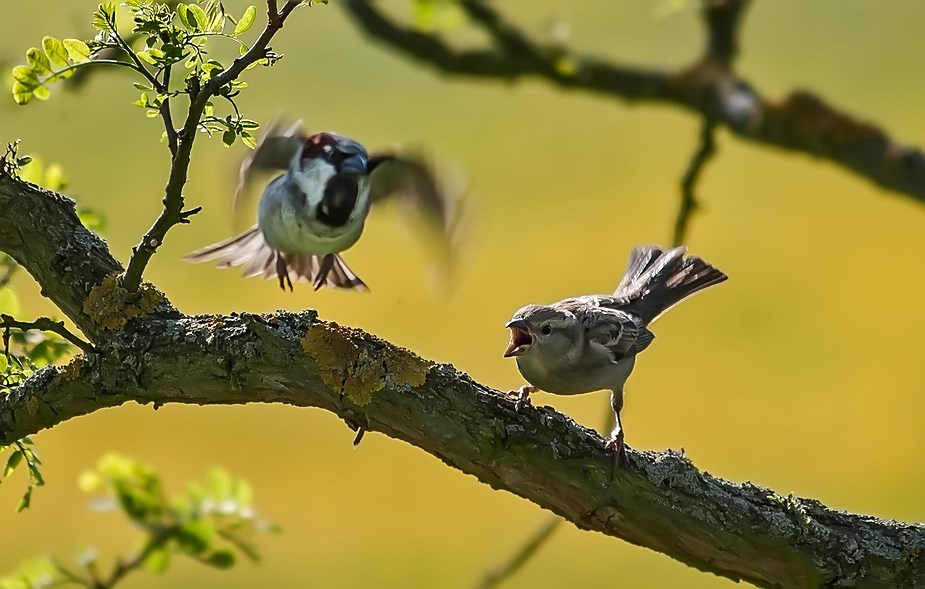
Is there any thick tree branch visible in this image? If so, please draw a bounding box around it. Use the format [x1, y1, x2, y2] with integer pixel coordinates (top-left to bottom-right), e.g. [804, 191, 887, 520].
[340, 0, 925, 207]
[2, 177, 925, 588]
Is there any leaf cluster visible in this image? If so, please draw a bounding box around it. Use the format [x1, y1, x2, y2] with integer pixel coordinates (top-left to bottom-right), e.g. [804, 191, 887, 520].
[1, 455, 275, 589]
[12, 1, 265, 147]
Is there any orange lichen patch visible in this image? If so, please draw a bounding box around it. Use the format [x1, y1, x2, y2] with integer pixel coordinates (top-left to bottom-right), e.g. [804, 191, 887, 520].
[58, 356, 86, 382]
[381, 342, 432, 388]
[300, 322, 434, 407]
[82, 273, 166, 331]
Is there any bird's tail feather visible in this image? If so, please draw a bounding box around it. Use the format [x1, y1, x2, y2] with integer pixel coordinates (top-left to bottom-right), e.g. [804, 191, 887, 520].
[613, 245, 727, 324]
[184, 227, 367, 291]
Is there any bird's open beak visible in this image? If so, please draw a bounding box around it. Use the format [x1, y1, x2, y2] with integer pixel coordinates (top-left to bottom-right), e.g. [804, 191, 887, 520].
[504, 319, 533, 357]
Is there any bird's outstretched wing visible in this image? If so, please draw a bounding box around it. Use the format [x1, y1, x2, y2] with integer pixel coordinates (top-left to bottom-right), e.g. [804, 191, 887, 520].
[583, 306, 655, 360]
[366, 152, 466, 264]
[233, 117, 304, 217]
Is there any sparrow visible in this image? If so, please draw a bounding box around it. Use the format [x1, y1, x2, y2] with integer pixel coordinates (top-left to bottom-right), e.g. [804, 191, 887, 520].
[185, 120, 458, 291]
[503, 245, 727, 467]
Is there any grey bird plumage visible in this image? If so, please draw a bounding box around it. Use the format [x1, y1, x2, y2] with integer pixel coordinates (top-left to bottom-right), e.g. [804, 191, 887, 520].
[186, 120, 458, 291]
[503, 245, 727, 465]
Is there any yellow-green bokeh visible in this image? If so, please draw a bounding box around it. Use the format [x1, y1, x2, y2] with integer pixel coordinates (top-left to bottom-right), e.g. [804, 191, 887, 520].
[2, 1, 924, 587]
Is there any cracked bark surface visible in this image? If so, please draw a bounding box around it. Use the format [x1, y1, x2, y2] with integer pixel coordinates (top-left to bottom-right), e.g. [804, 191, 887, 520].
[2, 174, 924, 588]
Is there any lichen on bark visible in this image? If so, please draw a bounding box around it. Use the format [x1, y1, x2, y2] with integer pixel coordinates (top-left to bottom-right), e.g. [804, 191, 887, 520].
[300, 321, 433, 406]
[82, 273, 166, 331]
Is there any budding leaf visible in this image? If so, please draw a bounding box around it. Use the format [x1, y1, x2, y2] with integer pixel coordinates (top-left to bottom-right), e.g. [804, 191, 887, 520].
[234, 6, 256, 35]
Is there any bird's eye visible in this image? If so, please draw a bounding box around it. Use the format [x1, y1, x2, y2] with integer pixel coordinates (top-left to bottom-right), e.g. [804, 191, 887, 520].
[541, 324, 552, 335]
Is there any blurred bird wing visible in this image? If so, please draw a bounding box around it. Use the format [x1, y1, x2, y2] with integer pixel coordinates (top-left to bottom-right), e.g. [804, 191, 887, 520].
[367, 152, 469, 282]
[367, 153, 449, 226]
[233, 117, 306, 219]
[584, 307, 655, 359]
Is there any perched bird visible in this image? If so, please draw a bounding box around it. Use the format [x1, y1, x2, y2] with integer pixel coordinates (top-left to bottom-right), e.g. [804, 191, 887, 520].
[185, 120, 459, 291]
[503, 245, 727, 466]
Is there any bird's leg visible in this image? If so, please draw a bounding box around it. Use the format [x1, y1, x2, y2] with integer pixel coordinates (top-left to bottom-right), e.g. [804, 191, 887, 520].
[509, 385, 537, 412]
[312, 254, 335, 291]
[604, 389, 628, 471]
[275, 252, 293, 291]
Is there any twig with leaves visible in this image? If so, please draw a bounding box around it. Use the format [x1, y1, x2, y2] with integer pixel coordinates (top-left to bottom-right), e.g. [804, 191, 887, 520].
[0, 455, 274, 589]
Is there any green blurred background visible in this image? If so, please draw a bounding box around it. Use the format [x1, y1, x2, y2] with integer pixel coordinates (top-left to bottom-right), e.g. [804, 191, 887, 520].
[2, 1, 924, 587]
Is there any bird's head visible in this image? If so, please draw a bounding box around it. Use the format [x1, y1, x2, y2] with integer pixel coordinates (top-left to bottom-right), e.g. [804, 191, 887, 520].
[296, 132, 370, 177]
[504, 304, 578, 358]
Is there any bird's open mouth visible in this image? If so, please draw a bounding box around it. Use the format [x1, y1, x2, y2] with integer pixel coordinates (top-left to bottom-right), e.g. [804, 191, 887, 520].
[504, 326, 533, 357]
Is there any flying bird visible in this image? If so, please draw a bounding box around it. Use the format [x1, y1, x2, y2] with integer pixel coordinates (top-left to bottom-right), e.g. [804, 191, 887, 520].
[503, 245, 727, 467]
[186, 120, 459, 291]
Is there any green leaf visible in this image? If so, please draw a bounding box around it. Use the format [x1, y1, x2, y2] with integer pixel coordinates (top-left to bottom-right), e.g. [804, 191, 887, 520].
[240, 132, 257, 149]
[177, 4, 193, 30]
[222, 129, 236, 146]
[11, 82, 33, 105]
[11, 66, 38, 86]
[136, 51, 157, 65]
[177, 519, 215, 554]
[63, 39, 92, 63]
[187, 4, 208, 30]
[234, 5, 256, 35]
[143, 547, 171, 574]
[77, 469, 102, 492]
[26, 48, 52, 76]
[4, 449, 23, 477]
[0, 355, 7, 373]
[78, 208, 107, 232]
[41, 37, 69, 67]
[203, 549, 235, 569]
[17, 485, 33, 511]
[44, 163, 67, 191]
[31, 86, 51, 101]
[0, 287, 20, 316]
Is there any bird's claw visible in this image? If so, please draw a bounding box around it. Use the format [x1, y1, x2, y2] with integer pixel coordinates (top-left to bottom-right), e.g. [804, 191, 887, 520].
[508, 385, 537, 412]
[604, 428, 628, 481]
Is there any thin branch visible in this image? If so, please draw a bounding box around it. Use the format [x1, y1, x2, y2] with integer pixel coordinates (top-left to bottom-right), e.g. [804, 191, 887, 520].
[340, 0, 925, 207]
[107, 22, 165, 93]
[159, 66, 178, 157]
[702, 0, 750, 68]
[100, 526, 176, 589]
[673, 119, 717, 246]
[0, 314, 94, 354]
[476, 518, 562, 589]
[120, 0, 302, 293]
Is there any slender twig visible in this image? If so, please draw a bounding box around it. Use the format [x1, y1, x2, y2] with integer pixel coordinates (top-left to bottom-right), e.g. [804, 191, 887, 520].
[52, 560, 93, 588]
[121, 0, 302, 293]
[100, 525, 177, 589]
[0, 314, 94, 354]
[673, 118, 717, 246]
[476, 518, 561, 589]
[160, 66, 178, 157]
[108, 21, 165, 93]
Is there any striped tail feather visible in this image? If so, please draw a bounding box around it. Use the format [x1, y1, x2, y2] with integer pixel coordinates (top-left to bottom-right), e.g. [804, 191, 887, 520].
[613, 245, 727, 324]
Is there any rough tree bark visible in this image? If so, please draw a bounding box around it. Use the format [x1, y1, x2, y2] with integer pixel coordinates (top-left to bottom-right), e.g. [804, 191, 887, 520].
[2, 172, 924, 588]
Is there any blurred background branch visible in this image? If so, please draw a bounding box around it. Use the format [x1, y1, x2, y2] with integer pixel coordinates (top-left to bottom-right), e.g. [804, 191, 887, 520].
[341, 0, 925, 208]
